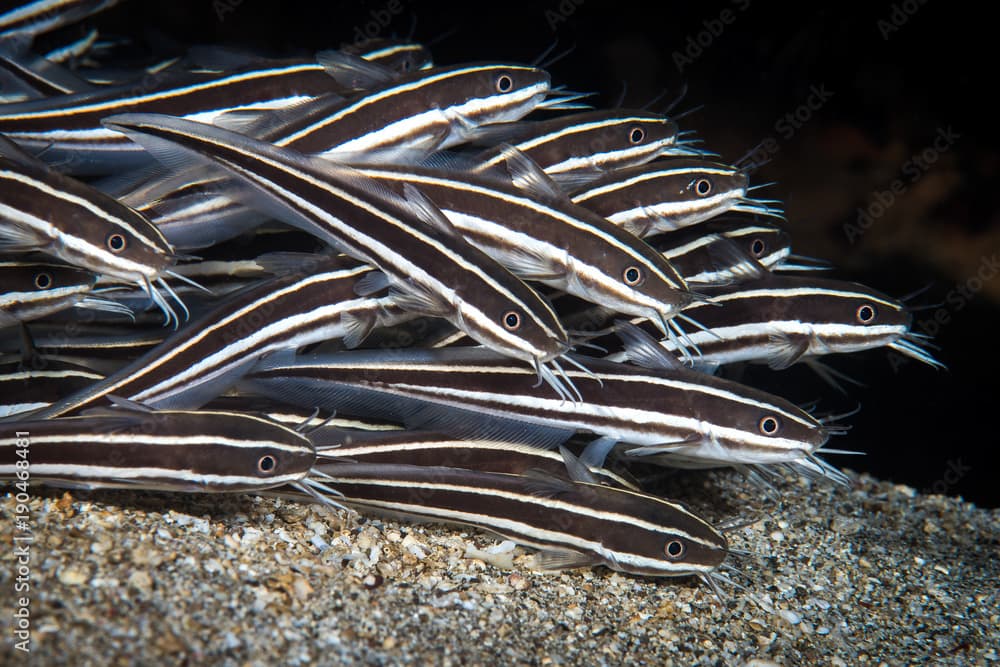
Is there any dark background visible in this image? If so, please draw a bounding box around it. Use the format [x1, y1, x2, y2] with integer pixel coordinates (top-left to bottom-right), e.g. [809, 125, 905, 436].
[37, 1, 998, 506]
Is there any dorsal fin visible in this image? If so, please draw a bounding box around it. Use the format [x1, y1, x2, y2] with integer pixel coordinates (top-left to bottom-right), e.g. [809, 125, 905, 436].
[0, 134, 49, 171]
[615, 320, 684, 371]
[495, 144, 566, 202]
[558, 446, 599, 484]
[705, 236, 766, 281]
[316, 49, 396, 89]
[400, 183, 461, 239]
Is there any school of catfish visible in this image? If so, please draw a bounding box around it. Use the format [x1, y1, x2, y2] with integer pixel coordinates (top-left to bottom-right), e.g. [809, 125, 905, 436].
[0, 1, 944, 592]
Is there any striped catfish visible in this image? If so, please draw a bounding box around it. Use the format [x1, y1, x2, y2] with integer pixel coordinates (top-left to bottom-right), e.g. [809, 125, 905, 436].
[569, 159, 783, 237]
[0, 359, 102, 417]
[469, 109, 681, 184]
[0, 42, 98, 101]
[0, 56, 350, 173]
[247, 56, 562, 158]
[648, 216, 793, 285]
[0, 404, 318, 493]
[106, 114, 579, 399]
[0, 259, 131, 326]
[294, 462, 728, 578]
[41, 25, 98, 64]
[242, 346, 838, 479]
[24, 258, 416, 419]
[0, 135, 187, 326]
[350, 154, 695, 334]
[0, 0, 120, 40]
[602, 275, 944, 371]
[338, 38, 434, 73]
[0, 321, 164, 372]
[312, 429, 638, 490]
[118, 58, 563, 249]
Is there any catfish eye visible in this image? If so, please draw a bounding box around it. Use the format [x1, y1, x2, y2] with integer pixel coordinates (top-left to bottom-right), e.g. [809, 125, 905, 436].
[34, 272, 53, 289]
[400, 58, 412, 72]
[257, 455, 276, 474]
[664, 539, 686, 560]
[692, 178, 713, 197]
[750, 238, 766, 257]
[628, 127, 645, 144]
[502, 310, 522, 331]
[856, 304, 876, 324]
[495, 74, 513, 93]
[622, 266, 643, 286]
[759, 415, 781, 435]
[106, 233, 127, 253]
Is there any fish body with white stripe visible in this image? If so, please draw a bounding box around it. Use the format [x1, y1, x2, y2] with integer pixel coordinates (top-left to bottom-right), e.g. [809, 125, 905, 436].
[313, 429, 638, 490]
[0, 135, 184, 325]
[106, 113, 576, 397]
[0, 57, 350, 173]
[243, 346, 834, 477]
[470, 109, 680, 184]
[604, 275, 943, 371]
[251, 57, 557, 158]
[569, 159, 780, 237]
[648, 216, 793, 285]
[0, 405, 317, 492]
[339, 39, 434, 73]
[350, 155, 694, 333]
[0, 259, 132, 326]
[300, 462, 728, 577]
[23, 258, 414, 419]
[116, 59, 559, 249]
[0, 0, 119, 40]
[0, 359, 103, 417]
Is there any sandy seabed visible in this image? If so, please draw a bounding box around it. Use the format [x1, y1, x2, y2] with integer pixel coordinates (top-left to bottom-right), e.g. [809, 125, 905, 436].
[2, 469, 997, 666]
